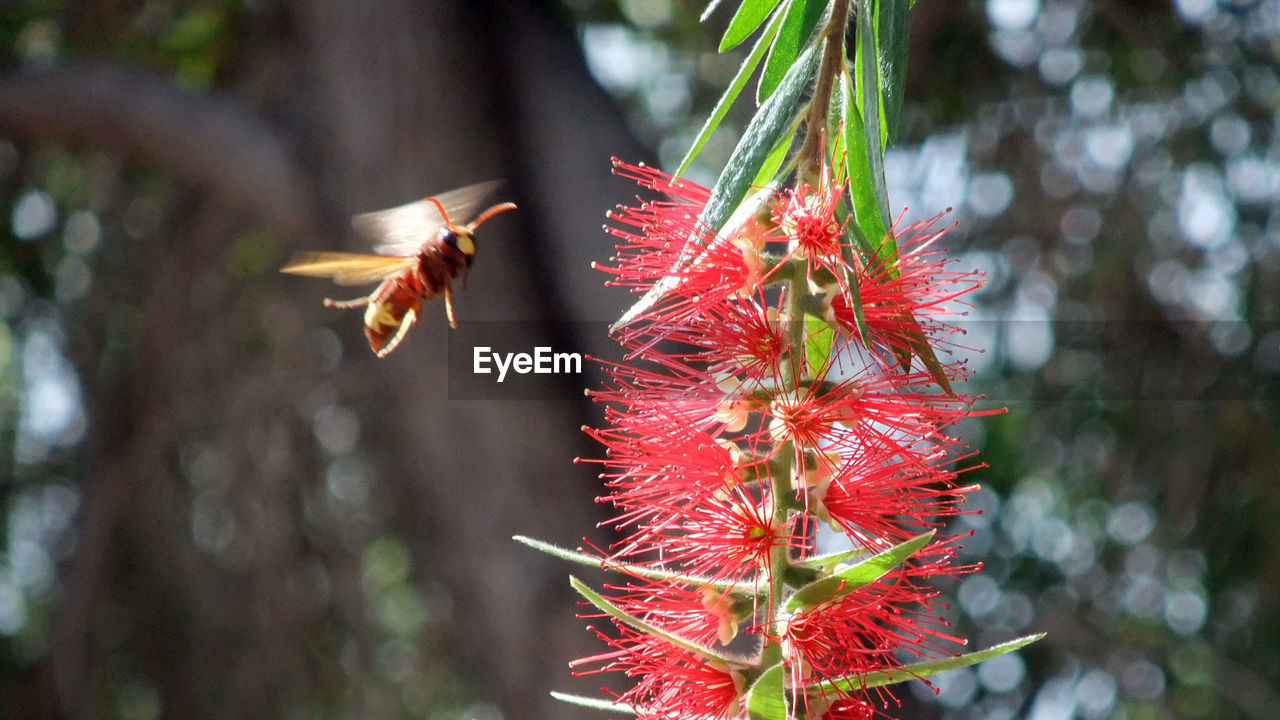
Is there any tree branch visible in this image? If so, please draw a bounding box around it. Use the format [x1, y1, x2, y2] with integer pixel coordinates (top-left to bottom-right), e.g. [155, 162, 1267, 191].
[0, 63, 316, 237]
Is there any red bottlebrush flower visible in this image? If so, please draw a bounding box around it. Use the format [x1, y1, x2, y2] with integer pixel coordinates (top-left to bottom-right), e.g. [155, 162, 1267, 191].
[773, 161, 849, 274]
[568, 158, 1001, 720]
[696, 296, 789, 383]
[827, 211, 981, 361]
[599, 160, 771, 335]
[780, 552, 972, 708]
[572, 623, 747, 720]
[584, 406, 763, 542]
[812, 442, 980, 549]
[595, 577, 754, 647]
[819, 696, 877, 720]
[586, 358, 760, 441]
[747, 355, 979, 492]
[617, 293, 789, 385]
[608, 483, 802, 589]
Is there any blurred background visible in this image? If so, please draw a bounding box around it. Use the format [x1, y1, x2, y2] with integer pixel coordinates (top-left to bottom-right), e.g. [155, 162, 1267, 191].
[0, 1, 1276, 719]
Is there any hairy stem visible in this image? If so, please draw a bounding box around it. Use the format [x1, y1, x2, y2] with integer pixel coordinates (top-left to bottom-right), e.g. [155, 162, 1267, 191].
[798, 0, 852, 183]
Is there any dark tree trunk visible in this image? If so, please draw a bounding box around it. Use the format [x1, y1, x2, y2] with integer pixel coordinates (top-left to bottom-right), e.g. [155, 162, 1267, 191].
[0, 1, 646, 718]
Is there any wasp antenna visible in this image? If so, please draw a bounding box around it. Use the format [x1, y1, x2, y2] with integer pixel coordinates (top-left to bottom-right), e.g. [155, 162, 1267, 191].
[423, 195, 467, 235]
[467, 202, 518, 231]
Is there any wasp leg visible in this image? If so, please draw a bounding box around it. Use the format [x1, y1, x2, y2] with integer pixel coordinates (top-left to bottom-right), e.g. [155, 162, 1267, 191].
[444, 284, 458, 328]
[324, 296, 371, 309]
[376, 308, 417, 358]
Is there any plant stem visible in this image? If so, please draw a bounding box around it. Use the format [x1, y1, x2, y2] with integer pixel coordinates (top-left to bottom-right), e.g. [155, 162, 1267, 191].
[798, 0, 852, 183]
[767, 0, 853, 702]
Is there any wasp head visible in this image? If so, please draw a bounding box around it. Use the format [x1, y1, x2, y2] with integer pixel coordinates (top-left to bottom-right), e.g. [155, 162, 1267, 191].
[440, 228, 477, 258]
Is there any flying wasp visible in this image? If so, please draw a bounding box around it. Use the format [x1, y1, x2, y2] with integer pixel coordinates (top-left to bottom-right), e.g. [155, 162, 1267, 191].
[281, 181, 516, 357]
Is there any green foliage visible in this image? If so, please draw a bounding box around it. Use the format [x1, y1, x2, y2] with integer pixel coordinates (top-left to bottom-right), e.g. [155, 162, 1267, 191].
[677, 4, 787, 176]
[548, 691, 635, 714]
[757, 0, 824, 103]
[697, 42, 816, 236]
[719, 0, 783, 52]
[851, 0, 893, 261]
[802, 314, 834, 377]
[514, 535, 743, 589]
[784, 530, 934, 611]
[839, 67, 887, 259]
[874, 0, 910, 144]
[745, 664, 786, 720]
[808, 634, 1047, 694]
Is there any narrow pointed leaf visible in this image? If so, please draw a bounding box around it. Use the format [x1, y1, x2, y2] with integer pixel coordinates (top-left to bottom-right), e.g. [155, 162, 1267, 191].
[876, 0, 911, 144]
[839, 261, 871, 350]
[897, 313, 955, 394]
[786, 530, 935, 611]
[746, 663, 787, 720]
[803, 315, 835, 377]
[828, 95, 847, 181]
[757, 0, 824, 102]
[853, 0, 896, 267]
[702, 42, 817, 236]
[841, 66, 888, 267]
[570, 576, 740, 665]
[514, 535, 740, 589]
[720, 0, 784, 52]
[550, 691, 636, 714]
[809, 634, 1046, 693]
[796, 545, 874, 570]
[836, 207, 873, 350]
[678, 5, 787, 176]
[750, 117, 799, 188]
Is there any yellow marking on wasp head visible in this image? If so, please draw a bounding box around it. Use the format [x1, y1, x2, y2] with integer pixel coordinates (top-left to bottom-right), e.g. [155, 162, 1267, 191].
[456, 232, 475, 255]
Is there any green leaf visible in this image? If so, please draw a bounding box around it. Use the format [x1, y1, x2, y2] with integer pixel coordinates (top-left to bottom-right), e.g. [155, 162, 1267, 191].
[875, 0, 911, 145]
[785, 530, 935, 611]
[513, 535, 740, 590]
[570, 576, 741, 665]
[795, 546, 873, 571]
[550, 691, 636, 714]
[758, 0, 824, 102]
[838, 256, 871, 350]
[750, 117, 799, 188]
[678, 4, 787, 176]
[803, 315, 835, 377]
[746, 663, 787, 720]
[720, 0, 784, 52]
[833, 201, 872, 351]
[809, 634, 1046, 694]
[827, 95, 847, 182]
[895, 312, 956, 394]
[853, 0, 896, 267]
[702, 42, 818, 236]
[840, 66, 888, 266]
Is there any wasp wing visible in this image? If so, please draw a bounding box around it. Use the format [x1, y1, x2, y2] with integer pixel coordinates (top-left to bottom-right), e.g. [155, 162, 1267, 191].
[280, 252, 415, 286]
[351, 179, 504, 256]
